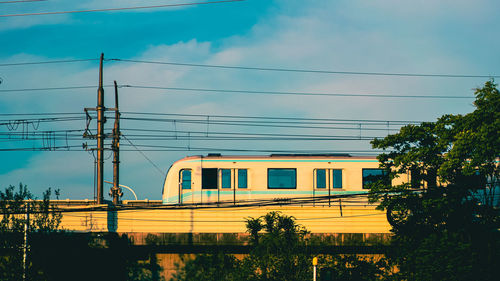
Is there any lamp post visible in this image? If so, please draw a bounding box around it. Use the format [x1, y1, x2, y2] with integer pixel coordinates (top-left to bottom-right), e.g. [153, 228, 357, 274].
[104, 181, 138, 200]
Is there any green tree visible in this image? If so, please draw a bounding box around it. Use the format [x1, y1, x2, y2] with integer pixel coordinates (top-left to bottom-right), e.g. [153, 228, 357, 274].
[171, 212, 392, 281]
[319, 255, 392, 281]
[369, 80, 500, 281]
[241, 212, 312, 281]
[0, 183, 62, 281]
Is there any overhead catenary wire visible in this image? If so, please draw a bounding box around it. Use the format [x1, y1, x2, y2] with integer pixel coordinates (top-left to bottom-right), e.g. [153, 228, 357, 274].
[0, 111, 422, 124]
[121, 111, 423, 124]
[120, 116, 411, 131]
[0, 0, 246, 17]
[118, 144, 385, 154]
[0, 116, 85, 125]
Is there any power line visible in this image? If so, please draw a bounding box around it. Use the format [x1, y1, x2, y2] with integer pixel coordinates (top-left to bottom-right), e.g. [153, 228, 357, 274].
[109, 58, 500, 79]
[0, 111, 421, 124]
[0, 0, 46, 3]
[0, 84, 474, 99]
[120, 128, 395, 138]
[0, 112, 82, 116]
[0, 116, 84, 123]
[119, 144, 383, 154]
[5, 192, 383, 213]
[0, 0, 246, 17]
[3, 56, 497, 79]
[0, 85, 97, 92]
[120, 117, 414, 131]
[122, 134, 165, 177]
[120, 117, 407, 129]
[121, 84, 475, 99]
[0, 145, 82, 151]
[121, 112, 422, 124]
[63, 211, 384, 223]
[0, 58, 98, 67]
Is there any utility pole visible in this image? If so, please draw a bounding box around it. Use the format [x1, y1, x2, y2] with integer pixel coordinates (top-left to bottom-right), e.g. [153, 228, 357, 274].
[96, 53, 106, 204]
[110, 81, 122, 204]
[84, 55, 122, 204]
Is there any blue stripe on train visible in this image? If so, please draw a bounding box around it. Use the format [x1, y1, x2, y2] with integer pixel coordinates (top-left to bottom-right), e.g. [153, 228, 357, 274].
[163, 189, 368, 204]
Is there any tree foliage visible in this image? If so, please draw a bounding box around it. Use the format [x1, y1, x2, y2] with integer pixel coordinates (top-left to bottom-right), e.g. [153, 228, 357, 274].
[0, 183, 62, 281]
[1, 184, 164, 281]
[171, 212, 392, 281]
[369, 80, 500, 280]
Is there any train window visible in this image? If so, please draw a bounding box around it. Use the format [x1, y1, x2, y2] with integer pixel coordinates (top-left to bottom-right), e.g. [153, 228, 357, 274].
[316, 169, 327, 188]
[333, 169, 342, 188]
[268, 168, 296, 189]
[221, 169, 231, 189]
[362, 169, 389, 189]
[315, 169, 342, 189]
[180, 169, 191, 190]
[238, 169, 248, 189]
[202, 168, 218, 189]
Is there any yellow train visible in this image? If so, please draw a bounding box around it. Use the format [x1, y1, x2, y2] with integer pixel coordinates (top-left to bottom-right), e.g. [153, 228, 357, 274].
[162, 154, 403, 205]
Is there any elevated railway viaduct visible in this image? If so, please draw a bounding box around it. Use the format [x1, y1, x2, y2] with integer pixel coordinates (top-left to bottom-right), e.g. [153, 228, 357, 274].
[53, 199, 392, 279]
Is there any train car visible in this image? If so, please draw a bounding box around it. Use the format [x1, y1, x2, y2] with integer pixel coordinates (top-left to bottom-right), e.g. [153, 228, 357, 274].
[162, 153, 405, 205]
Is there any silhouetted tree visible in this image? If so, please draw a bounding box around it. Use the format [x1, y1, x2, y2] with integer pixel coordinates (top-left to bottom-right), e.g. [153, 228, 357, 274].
[0, 183, 62, 281]
[369, 80, 500, 281]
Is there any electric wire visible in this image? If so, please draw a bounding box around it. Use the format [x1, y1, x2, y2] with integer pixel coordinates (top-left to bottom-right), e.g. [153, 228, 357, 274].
[0, 112, 83, 116]
[0, 116, 85, 124]
[0, 111, 421, 125]
[0, 58, 98, 67]
[121, 112, 423, 124]
[0, 0, 46, 3]
[120, 116, 407, 131]
[0, 0, 246, 17]
[61, 211, 384, 223]
[0, 85, 97, 92]
[118, 144, 384, 154]
[121, 84, 475, 99]
[120, 128, 398, 138]
[108, 58, 500, 79]
[4, 192, 384, 214]
[1, 56, 496, 79]
[0, 84, 475, 99]
[122, 134, 165, 176]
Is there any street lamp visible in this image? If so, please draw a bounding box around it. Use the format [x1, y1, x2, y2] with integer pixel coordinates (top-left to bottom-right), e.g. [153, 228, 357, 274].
[104, 180, 138, 200]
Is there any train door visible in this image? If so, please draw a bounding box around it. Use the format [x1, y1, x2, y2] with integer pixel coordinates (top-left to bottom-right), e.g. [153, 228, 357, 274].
[202, 168, 218, 203]
[314, 169, 343, 206]
[179, 169, 192, 204]
[219, 168, 234, 203]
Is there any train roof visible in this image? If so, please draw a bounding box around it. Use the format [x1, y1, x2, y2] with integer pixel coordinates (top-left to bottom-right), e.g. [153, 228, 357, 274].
[173, 154, 378, 164]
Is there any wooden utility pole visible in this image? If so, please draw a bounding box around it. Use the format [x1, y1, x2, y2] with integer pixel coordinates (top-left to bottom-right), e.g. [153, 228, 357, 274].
[111, 81, 122, 204]
[96, 53, 105, 204]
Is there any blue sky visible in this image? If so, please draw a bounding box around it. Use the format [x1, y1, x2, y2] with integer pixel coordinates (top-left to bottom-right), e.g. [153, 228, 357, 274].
[0, 0, 499, 200]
